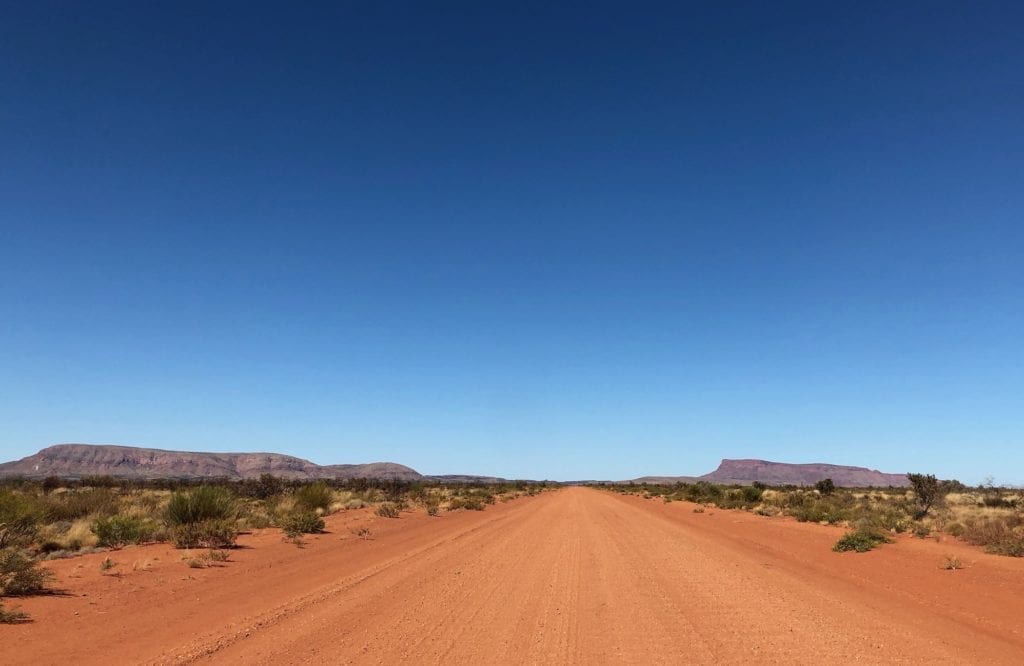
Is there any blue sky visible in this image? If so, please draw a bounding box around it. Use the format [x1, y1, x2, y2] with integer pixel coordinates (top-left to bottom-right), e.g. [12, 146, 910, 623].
[1, 2, 1021, 483]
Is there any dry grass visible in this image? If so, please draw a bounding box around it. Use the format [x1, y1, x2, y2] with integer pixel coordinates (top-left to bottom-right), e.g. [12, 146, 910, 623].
[602, 480, 1023, 558]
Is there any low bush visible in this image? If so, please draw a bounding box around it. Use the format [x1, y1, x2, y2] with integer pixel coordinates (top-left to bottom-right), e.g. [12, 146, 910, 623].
[0, 548, 53, 595]
[986, 537, 1024, 557]
[39, 541, 63, 554]
[294, 482, 333, 513]
[170, 519, 238, 549]
[833, 528, 891, 553]
[91, 515, 154, 549]
[0, 602, 30, 623]
[166, 486, 236, 526]
[42, 488, 118, 522]
[0, 490, 44, 549]
[208, 549, 230, 562]
[447, 497, 485, 511]
[958, 514, 1024, 556]
[815, 478, 836, 496]
[280, 510, 325, 538]
[376, 503, 401, 518]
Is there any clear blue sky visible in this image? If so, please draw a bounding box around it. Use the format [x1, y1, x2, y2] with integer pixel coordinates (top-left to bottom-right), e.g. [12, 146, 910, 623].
[1, 2, 1021, 483]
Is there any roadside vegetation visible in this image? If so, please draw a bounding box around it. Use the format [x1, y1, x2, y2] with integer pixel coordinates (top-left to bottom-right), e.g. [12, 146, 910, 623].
[0, 474, 550, 621]
[600, 475, 1022, 556]
[0, 475, 550, 554]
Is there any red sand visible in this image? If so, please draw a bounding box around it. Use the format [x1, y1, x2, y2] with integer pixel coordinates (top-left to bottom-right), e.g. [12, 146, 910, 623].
[6, 487, 1024, 664]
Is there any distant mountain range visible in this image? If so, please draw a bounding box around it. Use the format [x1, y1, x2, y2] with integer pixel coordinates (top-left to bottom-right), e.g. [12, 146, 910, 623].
[0, 444, 425, 481]
[1, 445, 910, 487]
[633, 458, 910, 488]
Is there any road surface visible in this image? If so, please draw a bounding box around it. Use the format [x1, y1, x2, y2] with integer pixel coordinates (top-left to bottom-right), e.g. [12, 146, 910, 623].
[8, 487, 1024, 664]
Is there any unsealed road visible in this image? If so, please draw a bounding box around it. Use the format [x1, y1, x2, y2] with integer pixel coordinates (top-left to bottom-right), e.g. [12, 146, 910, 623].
[9, 487, 1024, 664]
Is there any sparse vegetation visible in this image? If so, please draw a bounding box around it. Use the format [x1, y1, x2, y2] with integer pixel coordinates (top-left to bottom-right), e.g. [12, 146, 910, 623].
[942, 555, 963, 570]
[166, 486, 236, 526]
[171, 519, 238, 549]
[294, 482, 333, 513]
[281, 510, 325, 538]
[0, 548, 52, 595]
[91, 515, 155, 549]
[0, 475, 551, 583]
[597, 475, 1022, 559]
[166, 486, 238, 549]
[0, 602, 29, 623]
[834, 527, 891, 553]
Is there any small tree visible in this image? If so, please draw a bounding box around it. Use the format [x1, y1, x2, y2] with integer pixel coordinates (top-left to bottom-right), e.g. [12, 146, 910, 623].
[907, 473, 946, 518]
[815, 478, 836, 496]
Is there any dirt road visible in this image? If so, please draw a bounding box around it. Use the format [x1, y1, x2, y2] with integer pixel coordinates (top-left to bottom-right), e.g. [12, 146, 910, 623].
[7, 487, 1024, 664]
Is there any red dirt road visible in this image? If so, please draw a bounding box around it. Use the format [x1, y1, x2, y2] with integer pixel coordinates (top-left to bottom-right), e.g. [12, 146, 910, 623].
[7, 487, 1024, 664]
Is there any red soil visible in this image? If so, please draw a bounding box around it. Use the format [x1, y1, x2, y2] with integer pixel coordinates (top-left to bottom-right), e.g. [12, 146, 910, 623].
[5, 487, 1024, 664]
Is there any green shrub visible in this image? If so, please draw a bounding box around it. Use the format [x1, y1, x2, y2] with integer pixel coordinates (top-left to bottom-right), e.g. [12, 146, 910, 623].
[376, 503, 401, 518]
[907, 473, 947, 518]
[0, 548, 53, 595]
[91, 515, 154, 548]
[166, 486, 236, 525]
[833, 528, 891, 553]
[945, 522, 964, 537]
[815, 478, 836, 496]
[0, 491, 44, 549]
[740, 486, 764, 503]
[912, 523, 931, 539]
[684, 482, 722, 504]
[170, 519, 237, 549]
[294, 482, 333, 512]
[280, 510, 325, 538]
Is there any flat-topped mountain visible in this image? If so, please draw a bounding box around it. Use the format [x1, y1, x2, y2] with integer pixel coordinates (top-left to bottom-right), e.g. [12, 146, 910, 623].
[635, 458, 909, 487]
[0, 444, 422, 481]
[702, 459, 909, 487]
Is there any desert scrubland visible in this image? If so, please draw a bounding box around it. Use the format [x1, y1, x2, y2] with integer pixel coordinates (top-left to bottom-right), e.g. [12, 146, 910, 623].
[4, 485, 1024, 664]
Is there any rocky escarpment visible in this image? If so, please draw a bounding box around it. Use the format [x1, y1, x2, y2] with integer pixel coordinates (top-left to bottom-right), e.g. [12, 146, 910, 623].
[699, 458, 909, 487]
[0, 444, 423, 481]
